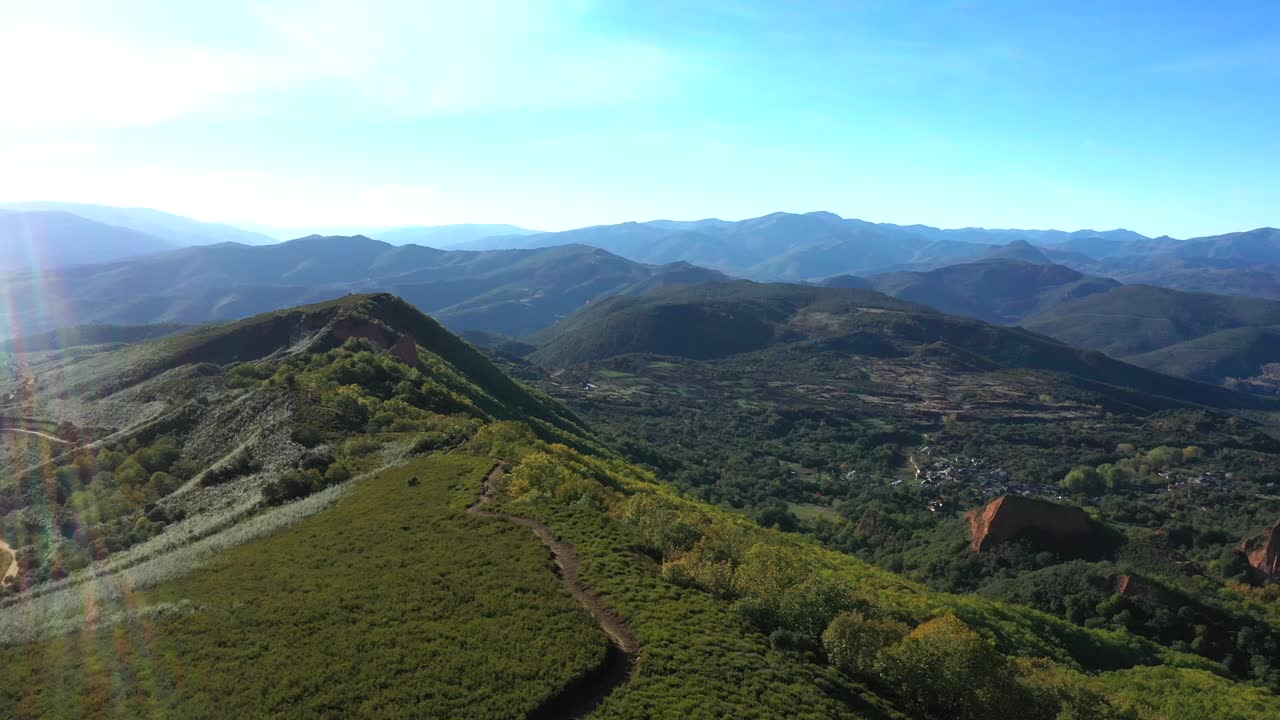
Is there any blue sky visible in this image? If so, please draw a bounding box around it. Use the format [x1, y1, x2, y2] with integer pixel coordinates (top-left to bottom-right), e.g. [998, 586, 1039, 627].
[0, 0, 1275, 237]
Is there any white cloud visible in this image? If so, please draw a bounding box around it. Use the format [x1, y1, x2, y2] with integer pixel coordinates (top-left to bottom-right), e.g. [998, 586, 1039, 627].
[0, 20, 267, 131]
[0, 140, 100, 162]
[0, 0, 683, 131]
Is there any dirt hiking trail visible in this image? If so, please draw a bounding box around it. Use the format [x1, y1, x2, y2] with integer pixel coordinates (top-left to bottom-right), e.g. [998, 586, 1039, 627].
[467, 463, 639, 718]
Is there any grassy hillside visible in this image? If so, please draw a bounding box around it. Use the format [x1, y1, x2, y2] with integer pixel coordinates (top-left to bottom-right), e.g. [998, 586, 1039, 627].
[0, 456, 608, 719]
[0, 294, 591, 590]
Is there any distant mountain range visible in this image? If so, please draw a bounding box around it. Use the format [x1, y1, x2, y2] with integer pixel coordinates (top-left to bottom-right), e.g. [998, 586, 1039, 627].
[451, 210, 1280, 300]
[0, 235, 725, 338]
[370, 224, 539, 247]
[6, 202, 1280, 301]
[0, 210, 177, 269]
[0, 202, 278, 272]
[0, 202, 276, 247]
[808, 256, 1280, 390]
[7, 201, 1280, 390]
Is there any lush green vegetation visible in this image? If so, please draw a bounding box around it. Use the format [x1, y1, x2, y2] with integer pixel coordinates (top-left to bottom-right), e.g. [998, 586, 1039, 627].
[546, 355, 1280, 688]
[866, 258, 1119, 325]
[0, 455, 608, 719]
[1022, 283, 1280, 387]
[1022, 283, 1280, 360]
[511, 284, 1280, 696]
[0, 294, 595, 594]
[470, 422, 1280, 719]
[0, 435, 199, 585]
[4, 291, 1280, 719]
[529, 281, 1278, 410]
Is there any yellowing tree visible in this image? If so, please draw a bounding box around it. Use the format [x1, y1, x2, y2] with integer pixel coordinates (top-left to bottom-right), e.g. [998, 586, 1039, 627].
[879, 614, 1024, 720]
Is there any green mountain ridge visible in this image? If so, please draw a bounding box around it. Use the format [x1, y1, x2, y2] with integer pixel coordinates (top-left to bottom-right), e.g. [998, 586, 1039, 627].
[530, 280, 1276, 412]
[1022, 284, 1280, 386]
[861, 259, 1120, 325]
[0, 236, 727, 339]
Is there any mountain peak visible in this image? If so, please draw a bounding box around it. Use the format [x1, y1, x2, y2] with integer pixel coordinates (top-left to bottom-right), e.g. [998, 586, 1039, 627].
[804, 210, 845, 221]
[984, 239, 1053, 264]
[283, 233, 386, 246]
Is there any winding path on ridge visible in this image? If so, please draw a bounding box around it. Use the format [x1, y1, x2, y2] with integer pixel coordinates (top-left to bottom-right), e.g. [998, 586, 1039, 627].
[0, 538, 16, 581]
[467, 463, 639, 719]
[2, 427, 71, 444]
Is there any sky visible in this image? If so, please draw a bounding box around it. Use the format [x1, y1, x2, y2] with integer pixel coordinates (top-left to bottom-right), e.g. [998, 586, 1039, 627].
[0, 0, 1276, 237]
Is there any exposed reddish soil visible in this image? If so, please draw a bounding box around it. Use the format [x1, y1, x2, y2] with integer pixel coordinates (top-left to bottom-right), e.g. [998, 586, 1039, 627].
[1240, 520, 1280, 580]
[967, 494, 1094, 553]
[330, 319, 420, 367]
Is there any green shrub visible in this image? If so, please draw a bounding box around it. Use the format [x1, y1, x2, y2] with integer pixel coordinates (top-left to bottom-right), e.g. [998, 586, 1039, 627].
[202, 449, 259, 487]
[290, 425, 325, 448]
[343, 436, 381, 457]
[822, 610, 909, 677]
[1062, 466, 1105, 495]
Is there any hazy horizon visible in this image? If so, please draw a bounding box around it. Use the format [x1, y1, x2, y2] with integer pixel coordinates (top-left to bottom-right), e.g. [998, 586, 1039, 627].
[4, 201, 1235, 242]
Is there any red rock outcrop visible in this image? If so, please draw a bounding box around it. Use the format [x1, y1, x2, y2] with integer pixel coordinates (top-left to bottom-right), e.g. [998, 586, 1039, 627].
[1116, 574, 1172, 605]
[967, 495, 1094, 553]
[330, 317, 420, 367]
[331, 317, 392, 348]
[389, 334, 420, 367]
[1239, 521, 1280, 580]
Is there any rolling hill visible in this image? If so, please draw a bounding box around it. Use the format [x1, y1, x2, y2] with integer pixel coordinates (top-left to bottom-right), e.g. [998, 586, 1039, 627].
[529, 280, 1274, 412]
[0, 236, 727, 338]
[860, 259, 1120, 325]
[1021, 284, 1280, 387]
[1125, 326, 1280, 385]
[1022, 285, 1280, 359]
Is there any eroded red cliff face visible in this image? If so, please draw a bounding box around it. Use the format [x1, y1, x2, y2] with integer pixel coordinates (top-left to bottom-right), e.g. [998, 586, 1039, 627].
[330, 318, 420, 367]
[1116, 574, 1172, 605]
[389, 334, 420, 366]
[1240, 521, 1280, 580]
[967, 495, 1094, 553]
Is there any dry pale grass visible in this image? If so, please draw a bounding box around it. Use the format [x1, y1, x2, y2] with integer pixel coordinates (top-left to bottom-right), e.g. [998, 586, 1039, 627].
[0, 472, 365, 645]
